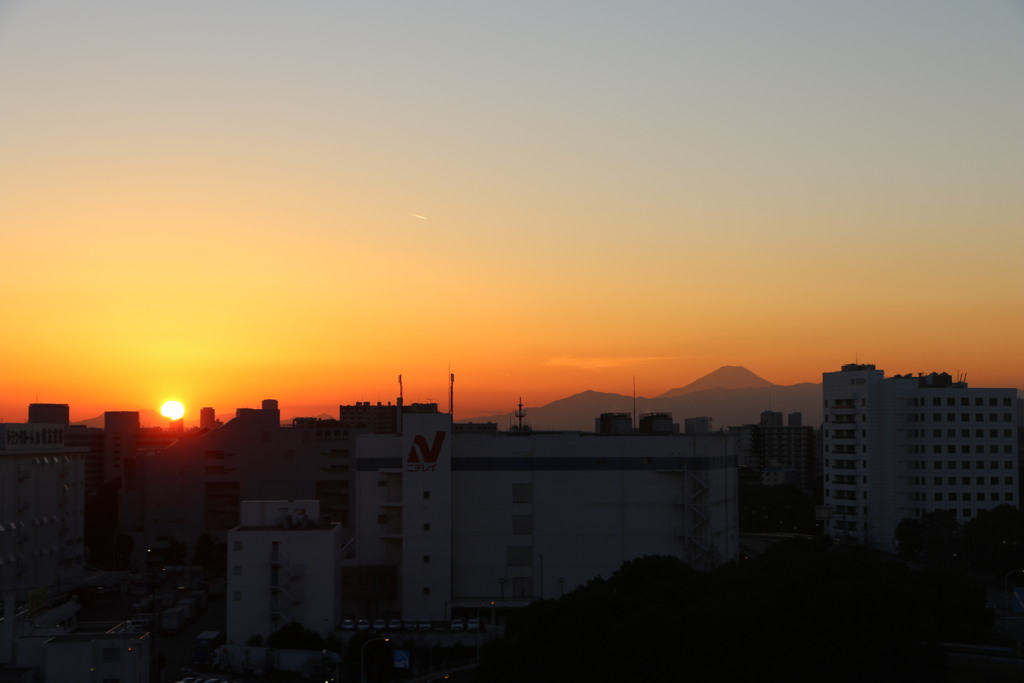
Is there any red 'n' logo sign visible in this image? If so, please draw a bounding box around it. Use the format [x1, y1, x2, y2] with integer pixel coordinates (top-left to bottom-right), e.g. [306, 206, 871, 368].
[407, 431, 446, 471]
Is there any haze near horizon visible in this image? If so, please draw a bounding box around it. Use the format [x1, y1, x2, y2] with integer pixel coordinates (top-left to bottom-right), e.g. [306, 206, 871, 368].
[2, 1, 1022, 422]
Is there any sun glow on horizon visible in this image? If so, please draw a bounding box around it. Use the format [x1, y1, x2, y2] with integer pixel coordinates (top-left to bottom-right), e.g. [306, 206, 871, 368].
[160, 400, 185, 421]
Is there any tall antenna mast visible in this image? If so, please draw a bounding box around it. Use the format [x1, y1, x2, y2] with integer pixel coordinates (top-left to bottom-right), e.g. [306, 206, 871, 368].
[398, 374, 403, 404]
[449, 371, 455, 416]
[515, 397, 526, 431]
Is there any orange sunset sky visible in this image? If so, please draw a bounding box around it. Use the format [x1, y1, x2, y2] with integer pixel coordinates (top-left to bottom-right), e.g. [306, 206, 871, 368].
[1, 1, 1022, 423]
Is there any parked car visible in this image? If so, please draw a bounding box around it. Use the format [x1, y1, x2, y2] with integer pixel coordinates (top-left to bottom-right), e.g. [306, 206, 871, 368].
[388, 619, 402, 631]
[450, 618, 464, 631]
[357, 619, 370, 631]
[418, 620, 432, 631]
[373, 619, 386, 631]
[341, 619, 355, 630]
[467, 618, 481, 632]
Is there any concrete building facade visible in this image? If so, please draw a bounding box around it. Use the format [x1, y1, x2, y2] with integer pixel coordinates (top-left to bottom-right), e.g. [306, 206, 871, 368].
[225, 501, 342, 646]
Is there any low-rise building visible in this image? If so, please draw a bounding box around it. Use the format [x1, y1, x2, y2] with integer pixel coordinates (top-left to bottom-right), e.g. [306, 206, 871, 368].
[225, 500, 342, 646]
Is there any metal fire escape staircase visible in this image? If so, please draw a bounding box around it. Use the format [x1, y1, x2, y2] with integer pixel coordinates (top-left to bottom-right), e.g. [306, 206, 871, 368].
[674, 467, 712, 568]
[269, 552, 305, 622]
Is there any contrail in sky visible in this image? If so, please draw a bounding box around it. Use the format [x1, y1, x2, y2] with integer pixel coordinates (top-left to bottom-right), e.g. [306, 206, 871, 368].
[410, 213, 429, 220]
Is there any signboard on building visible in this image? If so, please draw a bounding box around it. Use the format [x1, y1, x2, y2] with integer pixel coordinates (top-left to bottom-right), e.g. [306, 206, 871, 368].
[0, 424, 65, 450]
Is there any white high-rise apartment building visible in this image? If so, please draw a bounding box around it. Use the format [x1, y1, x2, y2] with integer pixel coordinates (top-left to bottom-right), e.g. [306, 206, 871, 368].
[822, 364, 1023, 549]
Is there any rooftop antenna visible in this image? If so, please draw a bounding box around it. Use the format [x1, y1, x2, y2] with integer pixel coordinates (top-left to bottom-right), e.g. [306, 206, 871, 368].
[448, 370, 455, 416]
[632, 376, 637, 432]
[515, 397, 527, 431]
[398, 374, 403, 405]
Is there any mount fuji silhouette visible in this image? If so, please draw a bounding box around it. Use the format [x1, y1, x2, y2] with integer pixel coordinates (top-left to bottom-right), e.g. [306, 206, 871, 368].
[464, 366, 821, 431]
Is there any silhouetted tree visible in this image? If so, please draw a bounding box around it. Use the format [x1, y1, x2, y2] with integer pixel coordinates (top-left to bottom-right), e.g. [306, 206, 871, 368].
[959, 505, 1024, 576]
[740, 483, 816, 533]
[481, 543, 992, 683]
[895, 510, 959, 561]
[267, 621, 325, 651]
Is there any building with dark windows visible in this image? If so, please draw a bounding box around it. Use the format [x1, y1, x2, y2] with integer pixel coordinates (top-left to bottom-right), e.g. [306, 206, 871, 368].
[822, 364, 1023, 549]
[735, 410, 819, 495]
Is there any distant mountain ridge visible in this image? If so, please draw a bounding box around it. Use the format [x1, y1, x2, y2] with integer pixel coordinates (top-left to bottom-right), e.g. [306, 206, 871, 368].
[464, 366, 822, 431]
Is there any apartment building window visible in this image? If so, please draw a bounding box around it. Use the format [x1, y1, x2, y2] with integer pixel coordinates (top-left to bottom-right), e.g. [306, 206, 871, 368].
[378, 480, 387, 487]
[1009, 493, 1016, 502]
[1006, 462, 1014, 469]
[423, 555, 430, 564]
[961, 477, 969, 486]
[507, 546, 532, 566]
[976, 477, 984, 485]
[423, 491, 431, 500]
[512, 483, 533, 504]
[993, 492, 1001, 501]
[947, 477, 955, 485]
[377, 514, 388, 524]
[512, 576, 533, 598]
[934, 493, 943, 502]
[949, 493, 958, 501]
[423, 523, 431, 531]
[423, 587, 430, 595]
[512, 515, 533, 535]
[102, 648, 120, 663]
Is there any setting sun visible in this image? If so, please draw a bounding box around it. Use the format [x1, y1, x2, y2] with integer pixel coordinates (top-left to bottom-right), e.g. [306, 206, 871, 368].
[160, 400, 185, 421]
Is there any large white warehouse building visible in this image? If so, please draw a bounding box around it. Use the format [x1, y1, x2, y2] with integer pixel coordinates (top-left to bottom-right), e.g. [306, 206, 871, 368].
[351, 412, 739, 624]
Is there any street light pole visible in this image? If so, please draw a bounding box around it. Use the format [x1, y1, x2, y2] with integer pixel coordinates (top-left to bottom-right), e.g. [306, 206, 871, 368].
[360, 637, 390, 683]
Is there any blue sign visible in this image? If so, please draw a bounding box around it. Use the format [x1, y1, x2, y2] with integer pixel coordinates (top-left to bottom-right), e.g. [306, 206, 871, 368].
[1013, 587, 1024, 614]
